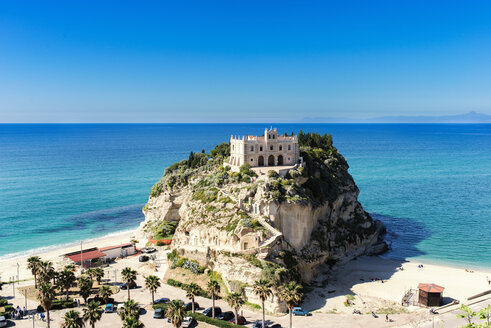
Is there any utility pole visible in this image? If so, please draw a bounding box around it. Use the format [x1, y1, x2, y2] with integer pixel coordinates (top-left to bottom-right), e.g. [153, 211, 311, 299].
[24, 288, 28, 309]
[17, 262, 20, 281]
[80, 240, 83, 270]
[11, 276, 15, 297]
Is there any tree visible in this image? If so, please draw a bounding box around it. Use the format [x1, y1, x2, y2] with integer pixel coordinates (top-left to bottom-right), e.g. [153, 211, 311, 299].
[38, 260, 55, 284]
[118, 299, 140, 322]
[122, 317, 144, 328]
[226, 292, 245, 325]
[279, 281, 303, 328]
[83, 300, 102, 328]
[37, 283, 55, 328]
[144, 275, 160, 304]
[92, 268, 104, 285]
[207, 279, 220, 318]
[185, 283, 200, 313]
[253, 279, 273, 328]
[121, 267, 137, 300]
[61, 310, 84, 328]
[98, 285, 113, 304]
[78, 275, 93, 304]
[457, 304, 477, 326]
[479, 304, 491, 327]
[166, 299, 185, 328]
[27, 256, 42, 288]
[58, 268, 76, 300]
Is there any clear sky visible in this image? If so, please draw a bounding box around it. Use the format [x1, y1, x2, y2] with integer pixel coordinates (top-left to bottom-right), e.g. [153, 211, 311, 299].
[1, 1, 490, 123]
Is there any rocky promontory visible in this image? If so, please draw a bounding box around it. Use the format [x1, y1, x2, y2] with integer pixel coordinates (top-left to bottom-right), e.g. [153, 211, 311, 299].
[138, 131, 387, 313]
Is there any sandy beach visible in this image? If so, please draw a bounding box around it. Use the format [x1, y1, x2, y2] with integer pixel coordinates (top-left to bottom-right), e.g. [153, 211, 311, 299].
[1, 230, 490, 327]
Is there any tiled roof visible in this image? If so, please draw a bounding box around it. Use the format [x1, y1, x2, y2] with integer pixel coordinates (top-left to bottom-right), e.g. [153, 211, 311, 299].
[417, 283, 445, 293]
[66, 250, 106, 262]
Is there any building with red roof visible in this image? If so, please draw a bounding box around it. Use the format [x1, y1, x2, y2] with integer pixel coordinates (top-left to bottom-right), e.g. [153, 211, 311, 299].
[418, 283, 445, 306]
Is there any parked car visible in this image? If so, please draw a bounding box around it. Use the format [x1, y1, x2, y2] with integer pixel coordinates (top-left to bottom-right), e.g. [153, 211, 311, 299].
[154, 297, 170, 304]
[271, 324, 282, 328]
[141, 247, 156, 253]
[153, 308, 164, 319]
[0, 316, 8, 328]
[139, 255, 149, 262]
[253, 321, 268, 328]
[182, 316, 195, 328]
[217, 311, 234, 321]
[121, 281, 137, 290]
[229, 315, 246, 325]
[104, 304, 115, 313]
[117, 303, 125, 313]
[292, 307, 311, 316]
[202, 306, 222, 317]
[184, 302, 199, 311]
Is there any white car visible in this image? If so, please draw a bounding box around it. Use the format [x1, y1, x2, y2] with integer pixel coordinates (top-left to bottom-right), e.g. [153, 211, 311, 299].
[0, 316, 8, 328]
[181, 316, 194, 328]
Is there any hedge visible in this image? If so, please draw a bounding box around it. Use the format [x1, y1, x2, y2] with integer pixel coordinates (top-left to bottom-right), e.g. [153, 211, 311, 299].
[166, 279, 211, 298]
[187, 312, 239, 328]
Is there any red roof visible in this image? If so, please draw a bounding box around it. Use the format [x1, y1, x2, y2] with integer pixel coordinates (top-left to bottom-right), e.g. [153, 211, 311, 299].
[418, 283, 445, 293]
[66, 250, 106, 262]
[99, 243, 133, 251]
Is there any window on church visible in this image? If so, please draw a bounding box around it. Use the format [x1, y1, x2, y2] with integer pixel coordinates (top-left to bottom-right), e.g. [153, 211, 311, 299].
[250, 158, 253, 162]
[273, 135, 275, 139]
[288, 145, 291, 150]
[250, 146, 254, 151]
[260, 146, 263, 151]
[270, 146, 273, 151]
[268, 135, 271, 139]
[279, 145, 282, 151]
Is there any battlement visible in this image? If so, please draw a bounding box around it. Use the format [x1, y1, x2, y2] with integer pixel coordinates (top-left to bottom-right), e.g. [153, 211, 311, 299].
[229, 127, 300, 168]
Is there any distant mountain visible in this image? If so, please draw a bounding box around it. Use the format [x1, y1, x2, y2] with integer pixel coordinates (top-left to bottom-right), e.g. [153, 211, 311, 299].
[302, 111, 491, 123]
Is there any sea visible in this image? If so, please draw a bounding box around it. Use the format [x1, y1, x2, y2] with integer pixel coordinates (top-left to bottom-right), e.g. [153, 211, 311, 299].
[0, 124, 490, 268]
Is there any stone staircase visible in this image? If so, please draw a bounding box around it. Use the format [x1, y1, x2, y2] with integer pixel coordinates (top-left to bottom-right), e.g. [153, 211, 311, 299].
[217, 188, 283, 252]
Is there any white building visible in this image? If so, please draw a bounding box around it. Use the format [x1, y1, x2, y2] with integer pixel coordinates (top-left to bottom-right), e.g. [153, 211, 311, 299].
[99, 243, 136, 261]
[229, 127, 300, 168]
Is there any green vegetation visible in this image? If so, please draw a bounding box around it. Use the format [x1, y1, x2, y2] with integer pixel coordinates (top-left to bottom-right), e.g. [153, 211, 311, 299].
[253, 279, 273, 328]
[279, 281, 304, 328]
[187, 312, 238, 328]
[167, 279, 210, 298]
[153, 220, 178, 239]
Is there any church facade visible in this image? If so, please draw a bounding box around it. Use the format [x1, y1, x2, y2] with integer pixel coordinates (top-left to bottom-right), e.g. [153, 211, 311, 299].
[229, 127, 300, 168]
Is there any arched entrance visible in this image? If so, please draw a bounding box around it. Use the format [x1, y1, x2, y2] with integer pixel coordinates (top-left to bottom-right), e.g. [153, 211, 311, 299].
[258, 156, 264, 166]
[268, 155, 275, 166]
[277, 155, 283, 166]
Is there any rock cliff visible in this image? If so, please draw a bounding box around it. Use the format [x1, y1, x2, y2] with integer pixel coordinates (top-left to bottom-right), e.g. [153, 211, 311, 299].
[138, 132, 387, 313]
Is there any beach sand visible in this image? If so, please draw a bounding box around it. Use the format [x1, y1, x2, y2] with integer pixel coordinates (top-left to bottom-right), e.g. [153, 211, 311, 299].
[0, 230, 138, 282]
[1, 231, 490, 327]
[304, 255, 491, 315]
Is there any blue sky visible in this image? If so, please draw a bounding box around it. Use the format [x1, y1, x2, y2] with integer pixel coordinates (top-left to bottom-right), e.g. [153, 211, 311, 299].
[1, 1, 490, 122]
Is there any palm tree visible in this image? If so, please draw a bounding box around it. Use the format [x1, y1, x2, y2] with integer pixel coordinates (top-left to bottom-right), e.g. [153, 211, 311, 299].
[226, 292, 245, 325]
[27, 256, 41, 288]
[122, 317, 144, 328]
[144, 275, 160, 304]
[78, 275, 93, 304]
[61, 310, 84, 328]
[98, 285, 113, 304]
[185, 283, 200, 313]
[207, 279, 220, 318]
[92, 268, 104, 285]
[118, 299, 140, 322]
[37, 283, 55, 328]
[83, 300, 102, 328]
[58, 268, 76, 300]
[38, 260, 55, 284]
[279, 282, 303, 328]
[166, 299, 185, 328]
[253, 279, 273, 328]
[121, 267, 137, 300]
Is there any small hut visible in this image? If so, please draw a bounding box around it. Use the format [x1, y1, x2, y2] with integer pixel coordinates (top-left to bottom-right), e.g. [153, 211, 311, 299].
[418, 283, 444, 307]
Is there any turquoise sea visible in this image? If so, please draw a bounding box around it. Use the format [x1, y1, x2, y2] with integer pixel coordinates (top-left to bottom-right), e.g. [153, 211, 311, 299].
[0, 124, 490, 268]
